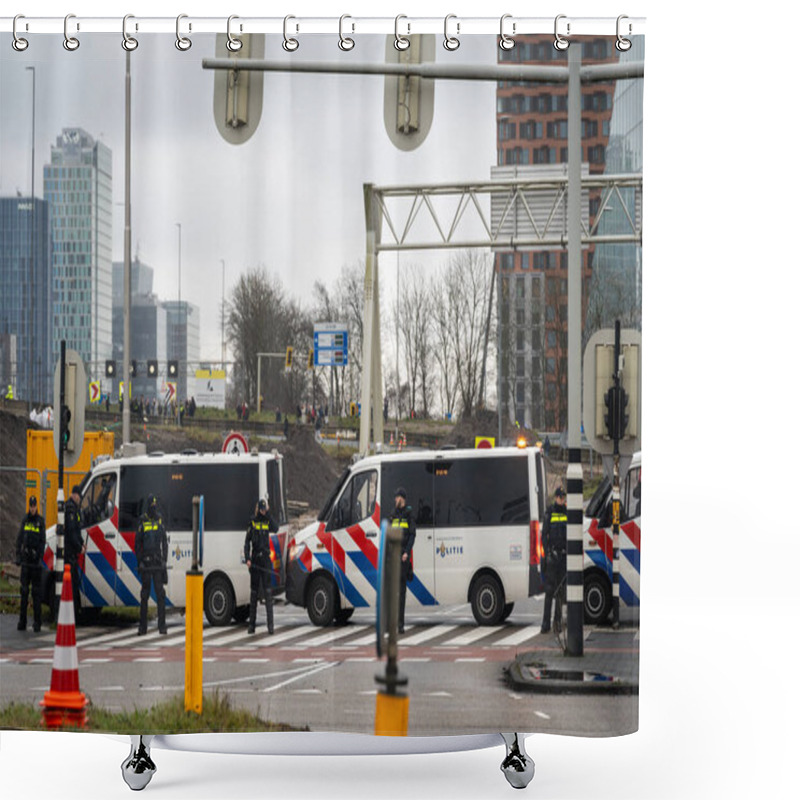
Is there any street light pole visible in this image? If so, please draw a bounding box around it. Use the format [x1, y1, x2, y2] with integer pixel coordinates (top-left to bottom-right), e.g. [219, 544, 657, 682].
[175, 222, 182, 405]
[220, 259, 225, 366]
[25, 66, 35, 405]
[122, 50, 132, 445]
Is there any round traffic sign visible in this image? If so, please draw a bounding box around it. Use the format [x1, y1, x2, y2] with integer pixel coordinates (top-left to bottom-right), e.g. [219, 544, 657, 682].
[222, 431, 248, 455]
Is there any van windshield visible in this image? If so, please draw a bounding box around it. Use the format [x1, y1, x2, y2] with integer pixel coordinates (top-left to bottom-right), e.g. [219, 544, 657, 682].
[585, 476, 611, 519]
[318, 466, 350, 522]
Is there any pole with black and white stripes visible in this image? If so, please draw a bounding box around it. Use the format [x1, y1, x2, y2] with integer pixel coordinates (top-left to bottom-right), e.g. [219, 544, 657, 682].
[54, 339, 66, 615]
[565, 44, 584, 657]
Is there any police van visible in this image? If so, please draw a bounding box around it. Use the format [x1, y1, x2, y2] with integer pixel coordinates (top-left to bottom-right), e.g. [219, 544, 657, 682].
[42, 450, 288, 626]
[285, 446, 549, 626]
[581, 451, 642, 623]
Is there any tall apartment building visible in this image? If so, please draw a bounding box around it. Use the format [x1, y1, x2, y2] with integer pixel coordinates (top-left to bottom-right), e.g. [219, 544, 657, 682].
[495, 36, 619, 432]
[0, 197, 53, 402]
[44, 127, 112, 381]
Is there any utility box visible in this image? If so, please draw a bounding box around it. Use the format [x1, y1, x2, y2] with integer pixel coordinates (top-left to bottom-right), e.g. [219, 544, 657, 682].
[26, 429, 115, 528]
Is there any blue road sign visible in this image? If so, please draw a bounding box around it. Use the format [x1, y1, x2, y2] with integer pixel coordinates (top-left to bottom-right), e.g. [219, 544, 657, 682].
[314, 324, 348, 367]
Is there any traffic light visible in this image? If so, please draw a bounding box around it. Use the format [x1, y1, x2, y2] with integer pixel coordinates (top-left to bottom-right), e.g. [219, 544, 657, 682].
[349, 401, 358, 417]
[603, 385, 629, 442]
[167, 360, 178, 378]
[60, 405, 72, 451]
[307, 349, 314, 369]
[105, 359, 116, 378]
[285, 346, 294, 371]
[129, 360, 137, 378]
[147, 359, 158, 378]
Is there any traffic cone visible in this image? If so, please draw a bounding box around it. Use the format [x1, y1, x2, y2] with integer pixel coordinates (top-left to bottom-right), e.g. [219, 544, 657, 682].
[40, 564, 88, 729]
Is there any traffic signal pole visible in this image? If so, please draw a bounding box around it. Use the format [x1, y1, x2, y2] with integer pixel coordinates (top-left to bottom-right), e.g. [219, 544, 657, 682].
[611, 320, 624, 629]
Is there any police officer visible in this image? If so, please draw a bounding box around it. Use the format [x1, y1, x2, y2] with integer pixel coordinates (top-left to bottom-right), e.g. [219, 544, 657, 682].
[244, 498, 278, 634]
[135, 495, 168, 635]
[64, 485, 85, 622]
[390, 487, 416, 634]
[16, 496, 46, 632]
[540, 487, 568, 634]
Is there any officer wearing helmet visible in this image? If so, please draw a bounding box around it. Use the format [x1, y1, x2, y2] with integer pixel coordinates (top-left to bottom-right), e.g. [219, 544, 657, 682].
[244, 498, 278, 634]
[135, 494, 168, 635]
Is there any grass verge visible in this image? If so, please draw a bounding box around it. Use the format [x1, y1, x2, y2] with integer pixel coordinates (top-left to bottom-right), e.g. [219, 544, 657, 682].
[0, 691, 308, 734]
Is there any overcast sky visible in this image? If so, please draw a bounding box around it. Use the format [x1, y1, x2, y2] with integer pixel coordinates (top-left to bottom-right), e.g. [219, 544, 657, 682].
[1, 28, 496, 360]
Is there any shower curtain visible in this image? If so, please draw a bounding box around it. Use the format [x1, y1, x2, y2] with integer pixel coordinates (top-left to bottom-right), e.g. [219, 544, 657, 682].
[0, 15, 643, 745]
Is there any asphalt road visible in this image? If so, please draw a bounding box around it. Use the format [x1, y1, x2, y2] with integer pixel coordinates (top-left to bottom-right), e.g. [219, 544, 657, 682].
[1, 598, 638, 736]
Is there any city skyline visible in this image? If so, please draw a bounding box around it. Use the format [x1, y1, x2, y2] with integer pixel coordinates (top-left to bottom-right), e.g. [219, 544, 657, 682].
[0, 32, 497, 362]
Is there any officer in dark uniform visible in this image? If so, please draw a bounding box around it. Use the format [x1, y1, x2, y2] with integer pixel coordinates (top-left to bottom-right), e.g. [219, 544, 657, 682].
[64, 485, 85, 622]
[390, 487, 416, 634]
[134, 494, 168, 635]
[540, 487, 568, 633]
[244, 498, 278, 634]
[16, 495, 46, 632]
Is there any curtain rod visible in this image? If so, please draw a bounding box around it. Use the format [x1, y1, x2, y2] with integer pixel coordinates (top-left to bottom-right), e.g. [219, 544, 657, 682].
[2, 15, 646, 38]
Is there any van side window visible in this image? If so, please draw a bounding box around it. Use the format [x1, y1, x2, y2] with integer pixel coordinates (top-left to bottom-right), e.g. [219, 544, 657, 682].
[332, 470, 378, 529]
[434, 456, 529, 528]
[380, 460, 434, 528]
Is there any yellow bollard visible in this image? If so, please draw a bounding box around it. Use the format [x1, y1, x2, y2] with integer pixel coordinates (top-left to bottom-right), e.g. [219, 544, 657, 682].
[375, 692, 409, 736]
[184, 571, 203, 714]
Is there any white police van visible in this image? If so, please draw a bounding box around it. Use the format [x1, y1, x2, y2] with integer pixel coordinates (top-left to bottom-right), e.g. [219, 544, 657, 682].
[285, 446, 549, 626]
[582, 450, 642, 623]
[42, 450, 288, 626]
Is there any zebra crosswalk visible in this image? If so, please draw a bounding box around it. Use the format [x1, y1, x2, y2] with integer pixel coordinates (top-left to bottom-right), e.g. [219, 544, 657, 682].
[3, 612, 555, 666]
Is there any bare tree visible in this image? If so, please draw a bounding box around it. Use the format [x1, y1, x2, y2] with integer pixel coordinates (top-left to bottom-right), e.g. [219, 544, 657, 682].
[439, 250, 495, 418]
[396, 265, 434, 417]
[226, 267, 312, 413]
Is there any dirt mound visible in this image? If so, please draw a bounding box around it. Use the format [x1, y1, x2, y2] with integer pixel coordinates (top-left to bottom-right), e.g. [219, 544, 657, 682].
[277, 426, 344, 510]
[0, 409, 41, 561]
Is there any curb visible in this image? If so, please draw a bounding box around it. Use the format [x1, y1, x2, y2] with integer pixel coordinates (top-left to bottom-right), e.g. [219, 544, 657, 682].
[504, 657, 639, 696]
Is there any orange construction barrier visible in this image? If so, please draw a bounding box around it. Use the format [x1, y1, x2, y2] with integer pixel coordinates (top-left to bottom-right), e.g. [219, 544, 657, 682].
[40, 564, 88, 729]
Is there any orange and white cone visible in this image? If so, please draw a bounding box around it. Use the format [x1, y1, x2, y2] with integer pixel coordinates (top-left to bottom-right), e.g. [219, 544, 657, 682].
[40, 564, 88, 729]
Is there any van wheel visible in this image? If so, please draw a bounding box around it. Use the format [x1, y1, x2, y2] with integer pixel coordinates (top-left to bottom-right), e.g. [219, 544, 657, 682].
[471, 574, 505, 626]
[583, 571, 612, 624]
[204, 575, 234, 626]
[307, 574, 336, 627]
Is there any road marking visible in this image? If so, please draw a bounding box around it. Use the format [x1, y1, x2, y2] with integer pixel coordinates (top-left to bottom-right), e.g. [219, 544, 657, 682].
[30, 658, 51, 664]
[204, 625, 286, 648]
[298, 624, 369, 648]
[345, 657, 376, 663]
[400, 624, 458, 646]
[238, 658, 270, 664]
[133, 657, 164, 663]
[492, 625, 540, 647]
[345, 625, 414, 646]
[97, 686, 125, 691]
[535, 711, 551, 720]
[402, 657, 431, 662]
[425, 691, 453, 697]
[293, 688, 322, 694]
[455, 657, 485, 662]
[259, 661, 337, 694]
[445, 625, 504, 646]
[83, 658, 112, 663]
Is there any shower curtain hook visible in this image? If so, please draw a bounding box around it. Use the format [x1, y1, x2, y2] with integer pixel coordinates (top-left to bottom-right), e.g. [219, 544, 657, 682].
[443, 14, 460, 51]
[338, 14, 355, 51]
[283, 15, 299, 52]
[176, 14, 192, 51]
[615, 15, 632, 51]
[499, 14, 515, 51]
[12, 15, 29, 52]
[121, 14, 138, 51]
[554, 14, 570, 51]
[394, 15, 410, 51]
[64, 13, 80, 51]
[226, 15, 243, 52]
